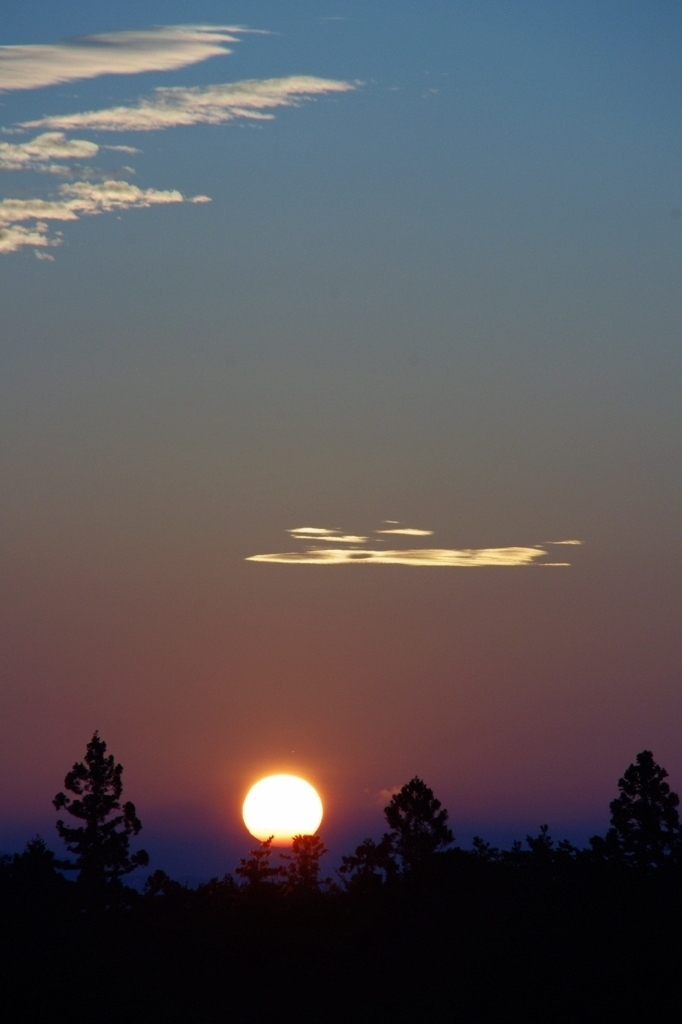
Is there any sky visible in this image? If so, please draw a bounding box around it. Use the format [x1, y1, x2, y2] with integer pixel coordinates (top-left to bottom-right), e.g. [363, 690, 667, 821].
[1, 1, 681, 880]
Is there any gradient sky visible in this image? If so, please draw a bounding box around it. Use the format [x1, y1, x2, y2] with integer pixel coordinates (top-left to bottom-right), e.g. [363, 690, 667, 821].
[1, 1, 681, 879]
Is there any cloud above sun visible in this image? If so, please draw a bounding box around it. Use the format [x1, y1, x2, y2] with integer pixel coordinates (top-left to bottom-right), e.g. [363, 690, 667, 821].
[288, 528, 370, 544]
[376, 527, 433, 536]
[247, 525, 582, 567]
[249, 547, 554, 567]
[0, 26, 355, 256]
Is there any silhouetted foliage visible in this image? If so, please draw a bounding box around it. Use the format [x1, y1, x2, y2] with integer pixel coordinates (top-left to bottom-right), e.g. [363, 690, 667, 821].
[195, 872, 240, 910]
[280, 833, 330, 892]
[339, 833, 398, 891]
[2, 835, 69, 911]
[144, 868, 187, 899]
[235, 836, 284, 887]
[53, 731, 149, 891]
[384, 776, 454, 870]
[471, 836, 501, 863]
[501, 838, 525, 867]
[12, 836, 62, 884]
[525, 823, 554, 859]
[5, 754, 682, 1022]
[594, 750, 681, 869]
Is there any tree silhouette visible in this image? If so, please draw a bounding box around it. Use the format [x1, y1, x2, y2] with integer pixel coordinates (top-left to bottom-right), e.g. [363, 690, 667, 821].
[471, 836, 500, 863]
[525, 824, 554, 865]
[384, 777, 454, 870]
[603, 750, 681, 869]
[8, 836, 67, 906]
[144, 869, 188, 900]
[236, 837, 283, 887]
[280, 834, 329, 892]
[339, 834, 398, 890]
[53, 732, 149, 891]
[13, 836, 61, 882]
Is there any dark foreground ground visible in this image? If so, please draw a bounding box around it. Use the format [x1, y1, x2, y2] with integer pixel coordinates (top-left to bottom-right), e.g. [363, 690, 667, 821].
[3, 852, 681, 1024]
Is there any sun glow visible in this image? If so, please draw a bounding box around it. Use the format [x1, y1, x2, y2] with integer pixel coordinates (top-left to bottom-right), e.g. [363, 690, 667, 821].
[242, 774, 323, 845]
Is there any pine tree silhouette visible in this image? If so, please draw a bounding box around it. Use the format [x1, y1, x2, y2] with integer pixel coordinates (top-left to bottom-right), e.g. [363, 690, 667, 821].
[53, 731, 149, 892]
[605, 750, 681, 869]
[384, 776, 453, 870]
[280, 834, 329, 892]
[339, 834, 398, 889]
[236, 837, 284, 886]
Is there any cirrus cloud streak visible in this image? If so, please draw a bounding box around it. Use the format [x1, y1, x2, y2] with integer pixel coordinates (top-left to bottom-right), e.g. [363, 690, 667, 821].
[248, 525, 582, 567]
[248, 547, 563, 567]
[288, 527, 369, 543]
[0, 25, 250, 92]
[21, 76, 357, 133]
[376, 527, 433, 536]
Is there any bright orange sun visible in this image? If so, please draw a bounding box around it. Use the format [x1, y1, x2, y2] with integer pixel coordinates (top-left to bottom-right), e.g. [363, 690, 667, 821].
[242, 774, 323, 845]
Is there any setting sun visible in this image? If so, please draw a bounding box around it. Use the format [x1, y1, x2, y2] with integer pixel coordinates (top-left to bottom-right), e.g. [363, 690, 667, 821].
[242, 774, 323, 845]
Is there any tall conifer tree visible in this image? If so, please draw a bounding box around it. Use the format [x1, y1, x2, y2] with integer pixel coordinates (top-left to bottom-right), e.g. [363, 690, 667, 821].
[54, 732, 149, 890]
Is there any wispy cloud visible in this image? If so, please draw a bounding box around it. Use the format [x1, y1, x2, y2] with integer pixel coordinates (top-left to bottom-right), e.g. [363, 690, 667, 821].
[288, 527, 369, 544]
[288, 528, 340, 537]
[376, 527, 433, 536]
[248, 524, 579, 567]
[0, 25, 251, 92]
[247, 546, 555, 567]
[0, 27, 357, 256]
[0, 132, 99, 171]
[376, 787, 401, 806]
[21, 76, 357, 133]
[103, 145, 141, 154]
[0, 223, 60, 254]
[0, 179, 206, 254]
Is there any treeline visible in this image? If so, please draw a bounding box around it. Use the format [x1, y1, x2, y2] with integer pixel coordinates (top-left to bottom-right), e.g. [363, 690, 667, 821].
[2, 735, 682, 1023]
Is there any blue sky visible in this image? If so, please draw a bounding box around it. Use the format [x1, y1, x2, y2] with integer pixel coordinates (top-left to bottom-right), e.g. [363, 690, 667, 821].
[1, 2, 681, 876]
